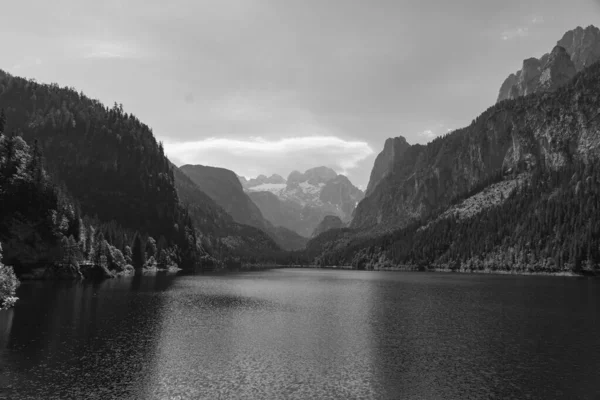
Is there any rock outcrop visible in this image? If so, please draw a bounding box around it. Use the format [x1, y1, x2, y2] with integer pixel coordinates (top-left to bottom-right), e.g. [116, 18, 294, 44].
[557, 25, 600, 71]
[497, 25, 600, 102]
[538, 46, 577, 92]
[365, 136, 411, 197]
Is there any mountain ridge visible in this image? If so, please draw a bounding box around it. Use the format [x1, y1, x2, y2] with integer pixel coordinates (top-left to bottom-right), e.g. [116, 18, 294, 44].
[242, 166, 364, 236]
[497, 25, 600, 102]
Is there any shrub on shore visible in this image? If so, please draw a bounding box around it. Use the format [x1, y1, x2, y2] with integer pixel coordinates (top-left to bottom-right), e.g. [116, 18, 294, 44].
[0, 244, 20, 309]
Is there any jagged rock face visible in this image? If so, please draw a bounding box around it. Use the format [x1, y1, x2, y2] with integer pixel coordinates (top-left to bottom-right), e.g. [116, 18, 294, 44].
[365, 136, 411, 197]
[557, 25, 600, 71]
[312, 216, 345, 238]
[497, 25, 600, 102]
[497, 73, 518, 102]
[352, 63, 600, 231]
[243, 166, 363, 236]
[241, 174, 286, 188]
[539, 46, 577, 92]
[287, 167, 338, 188]
[517, 58, 543, 96]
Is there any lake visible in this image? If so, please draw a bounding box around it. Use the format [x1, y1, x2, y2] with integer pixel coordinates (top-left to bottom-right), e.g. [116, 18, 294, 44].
[1, 269, 599, 399]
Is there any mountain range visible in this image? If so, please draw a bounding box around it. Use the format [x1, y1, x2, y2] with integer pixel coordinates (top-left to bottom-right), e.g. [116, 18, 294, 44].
[1, 24, 600, 282]
[241, 167, 364, 237]
[179, 164, 307, 251]
[308, 25, 600, 275]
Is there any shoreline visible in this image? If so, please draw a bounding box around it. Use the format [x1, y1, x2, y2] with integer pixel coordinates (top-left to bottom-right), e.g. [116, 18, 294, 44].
[275, 264, 592, 278]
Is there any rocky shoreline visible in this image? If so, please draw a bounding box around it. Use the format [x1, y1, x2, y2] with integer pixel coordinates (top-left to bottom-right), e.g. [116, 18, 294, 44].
[291, 264, 593, 277]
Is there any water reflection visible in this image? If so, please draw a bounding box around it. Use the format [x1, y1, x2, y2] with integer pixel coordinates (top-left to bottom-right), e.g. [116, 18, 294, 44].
[368, 274, 600, 399]
[0, 273, 179, 399]
[1, 270, 600, 399]
[138, 270, 379, 399]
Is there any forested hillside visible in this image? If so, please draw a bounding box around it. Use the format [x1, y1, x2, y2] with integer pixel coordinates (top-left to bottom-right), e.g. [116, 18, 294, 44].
[308, 163, 600, 274]
[171, 164, 282, 258]
[0, 111, 158, 279]
[179, 164, 307, 251]
[309, 61, 600, 274]
[0, 68, 303, 276]
[0, 69, 199, 271]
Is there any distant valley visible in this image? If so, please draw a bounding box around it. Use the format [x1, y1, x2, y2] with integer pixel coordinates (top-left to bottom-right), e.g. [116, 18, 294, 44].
[2, 24, 600, 308]
[240, 167, 363, 237]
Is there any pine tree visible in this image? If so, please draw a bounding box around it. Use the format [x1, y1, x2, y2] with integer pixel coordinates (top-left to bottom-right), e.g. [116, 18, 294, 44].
[132, 234, 146, 269]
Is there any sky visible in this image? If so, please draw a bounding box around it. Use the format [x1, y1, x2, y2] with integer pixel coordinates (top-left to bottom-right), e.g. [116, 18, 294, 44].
[1, 0, 599, 188]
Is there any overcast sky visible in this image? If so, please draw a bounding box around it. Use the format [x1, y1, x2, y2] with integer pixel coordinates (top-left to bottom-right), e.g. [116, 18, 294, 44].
[2, 0, 599, 188]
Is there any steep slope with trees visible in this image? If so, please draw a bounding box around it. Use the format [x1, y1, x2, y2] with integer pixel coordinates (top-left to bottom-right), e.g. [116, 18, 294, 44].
[352, 61, 600, 232]
[310, 58, 600, 274]
[0, 69, 200, 269]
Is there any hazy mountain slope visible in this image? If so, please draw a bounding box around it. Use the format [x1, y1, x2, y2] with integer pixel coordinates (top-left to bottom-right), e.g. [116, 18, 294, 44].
[311, 216, 345, 238]
[247, 191, 329, 237]
[180, 164, 306, 250]
[171, 164, 280, 254]
[180, 164, 268, 231]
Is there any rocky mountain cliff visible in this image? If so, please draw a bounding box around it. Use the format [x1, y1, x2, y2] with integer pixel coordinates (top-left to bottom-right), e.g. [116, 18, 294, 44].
[353, 60, 600, 232]
[557, 25, 600, 71]
[497, 25, 600, 102]
[365, 136, 411, 197]
[242, 166, 364, 236]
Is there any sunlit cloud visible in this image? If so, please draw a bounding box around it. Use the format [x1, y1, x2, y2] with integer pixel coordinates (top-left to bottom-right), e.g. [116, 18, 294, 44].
[502, 27, 529, 41]
[501, 15, 544, 41]
[80, 40, 141, 59]
[419, 129, 437, 139]
[164, 136, 374, 177]
[531, 16, 545, 24]
[417, 123, 448, 143]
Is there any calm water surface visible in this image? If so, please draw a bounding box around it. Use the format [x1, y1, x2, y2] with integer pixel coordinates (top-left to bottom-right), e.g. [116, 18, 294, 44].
[1, 269, 599, 399]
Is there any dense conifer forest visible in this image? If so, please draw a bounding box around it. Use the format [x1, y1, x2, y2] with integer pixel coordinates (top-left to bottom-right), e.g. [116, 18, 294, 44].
[307, 62, 600, 274]
[0, 69, 299, 283]
[308, 157, 600, 274]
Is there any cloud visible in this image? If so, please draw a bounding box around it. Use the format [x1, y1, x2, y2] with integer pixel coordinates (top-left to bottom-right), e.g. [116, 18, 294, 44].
[80, 40, 141, 59]
[502, 27, 529, 41]
[419, 129, 437, 139]
[501, 15, 544, 41]
[417, 123, 449, 142]
[531, 16, 544, 24]
[164, 136, 374, 177]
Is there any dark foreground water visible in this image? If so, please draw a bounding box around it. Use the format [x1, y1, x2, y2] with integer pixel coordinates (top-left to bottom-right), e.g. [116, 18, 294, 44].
[1, 269, 599, 399]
